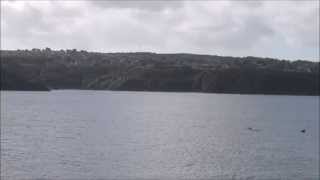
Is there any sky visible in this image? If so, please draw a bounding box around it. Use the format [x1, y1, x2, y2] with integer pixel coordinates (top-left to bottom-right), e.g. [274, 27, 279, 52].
[1, 0, 319, 61]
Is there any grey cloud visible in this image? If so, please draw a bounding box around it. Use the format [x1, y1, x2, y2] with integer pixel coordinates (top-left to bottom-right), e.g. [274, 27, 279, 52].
[233, 1, 264, 8]
[183, 15, 275, 50]
[1, 0, 319, 61]
[1, 1, 88, 49]
[2, 2, 83, 35]
[90, 1, 183, 11]
[292, 7, 319, 47]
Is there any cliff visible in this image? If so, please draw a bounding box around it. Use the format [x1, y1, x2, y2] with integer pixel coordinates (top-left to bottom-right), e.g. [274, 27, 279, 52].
[1, 49, 319, 95]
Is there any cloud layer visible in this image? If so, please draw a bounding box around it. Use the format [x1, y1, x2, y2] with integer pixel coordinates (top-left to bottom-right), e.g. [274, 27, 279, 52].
[1, 0, 319, 61]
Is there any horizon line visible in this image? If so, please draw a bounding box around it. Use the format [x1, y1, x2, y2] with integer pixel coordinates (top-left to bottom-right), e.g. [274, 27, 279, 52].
[1, 48, 319, 62]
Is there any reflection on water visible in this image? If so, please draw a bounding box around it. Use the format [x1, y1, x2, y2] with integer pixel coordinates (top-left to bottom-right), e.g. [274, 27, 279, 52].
[1, 90, 319, 180]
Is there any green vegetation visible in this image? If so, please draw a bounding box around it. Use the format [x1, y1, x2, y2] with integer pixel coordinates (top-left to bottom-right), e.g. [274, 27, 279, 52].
[1, 49, 319, 95]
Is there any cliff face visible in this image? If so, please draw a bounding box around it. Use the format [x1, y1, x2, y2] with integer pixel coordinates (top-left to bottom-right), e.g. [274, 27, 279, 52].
[1, 49, 319, 95]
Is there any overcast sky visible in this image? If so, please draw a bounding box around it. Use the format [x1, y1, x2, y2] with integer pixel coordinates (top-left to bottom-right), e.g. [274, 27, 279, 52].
[1, 0, 319, 61]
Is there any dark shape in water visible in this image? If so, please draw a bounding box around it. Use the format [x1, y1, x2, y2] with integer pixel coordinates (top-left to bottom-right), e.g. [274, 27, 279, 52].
[248, 127, 261, 132]
[301, 129, 306, 133]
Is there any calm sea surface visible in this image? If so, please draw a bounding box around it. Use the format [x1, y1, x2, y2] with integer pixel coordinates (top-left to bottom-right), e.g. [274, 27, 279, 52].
[1, 90, 319, 180]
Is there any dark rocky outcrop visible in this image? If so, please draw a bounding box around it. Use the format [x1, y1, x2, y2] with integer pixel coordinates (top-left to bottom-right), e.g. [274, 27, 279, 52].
[1, 49, 319, 95]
